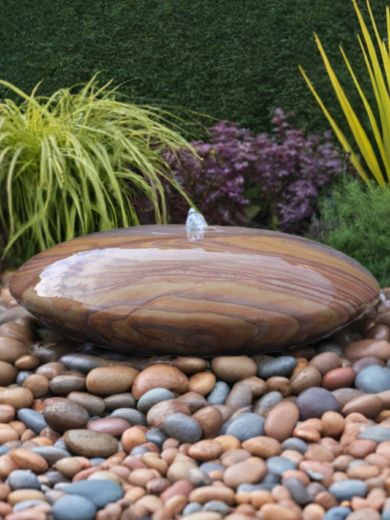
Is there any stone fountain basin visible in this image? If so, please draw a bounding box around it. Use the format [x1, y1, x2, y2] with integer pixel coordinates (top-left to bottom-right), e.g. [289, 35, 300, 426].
[10, 225, 379, 355]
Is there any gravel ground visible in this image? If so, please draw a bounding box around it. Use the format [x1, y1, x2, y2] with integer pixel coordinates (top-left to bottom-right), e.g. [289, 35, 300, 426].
[0, 270, 390, 520]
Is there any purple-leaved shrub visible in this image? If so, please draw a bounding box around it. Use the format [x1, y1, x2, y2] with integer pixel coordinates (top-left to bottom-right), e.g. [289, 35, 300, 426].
[165, 109, 345, 233]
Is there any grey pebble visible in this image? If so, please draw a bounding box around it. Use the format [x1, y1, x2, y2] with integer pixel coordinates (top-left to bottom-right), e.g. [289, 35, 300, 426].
[203, 500, 231, 515]
[283, 477, 311, 505]
[329, 479, 367, 500]
[62, 479, 124, 508]
[17, 409, 47, 434]
[267, 456, 297, 476]
[225, 412, 264, 441]
[355, 366, 390, 393]
[8, 470, 41, 490]
[104, 393, 135, 410]
[161, 413, 202, 443]
[254, 391, 283, 416]
[296, 387, 341, 420]
[60, 354, 106, 373]
[13, 499, 47, 512]
[137, 387, 176, 413]
[257, 356, 296, 379]
[323, 506, 351, 520]
[207, 381, 230, 405]
[32, 447, 70, 464]
[16, 371, 31, 386]
[145, 427, 168, 447]
[111, 407, 146, 425]
[53, 495, 96, 520]
[359, 426, 390, 442]
[281, 438, 308, 454]
[182, 503, 203, 516]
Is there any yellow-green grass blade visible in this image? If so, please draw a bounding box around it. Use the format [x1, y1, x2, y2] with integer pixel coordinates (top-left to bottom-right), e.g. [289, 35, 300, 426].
[313, 34, 385, 185]
[299, 65, 370, 182]
[339, 45, 390, 180]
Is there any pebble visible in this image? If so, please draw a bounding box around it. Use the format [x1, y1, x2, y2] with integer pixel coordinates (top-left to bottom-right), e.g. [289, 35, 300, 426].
[52, 495, 96, 520]
[10, 449, 48, 473]
[296, 387, 341, 420]
[254, 391, 283, 416]
[161, 413, 202, 443]
[43, 398, 89, 432]
[16, 409, 47, 434]
[49, 374, 85, 394]
[86, 366, 138, 395]
[189, 371, 216, 395]
[257, 356, 296, 379]
[211, 356, 256, 382]
[8, 470, 41, 490]
[264, 401, 299, 441]
[63, 429, 118, 458]
[207, 381, 230, 405]
[359, 426, 390, 442]
[344, 339, 390, 360]
[310, 352, 342, 374]
[223, 457, 266, 487]
[67, 392, 105, 416]
[104, 392, 135, 410]
[137, 387, 176, 413]
[355, 366, 390, 393]
[329, 479, 367, 500]
[342, 395, 383, 418]
[61, 479, 124, 508]
[225, 413, 265, 441]
[267, 455, 297, 475]
[0, 360, 17, 385]
[88, 416, 130, 436]
[111, 407, 146, 425]
[290, 366, 323, 394]
[323, 506, 351, 520]
[0, 388, 33, 409]
[132, 364, 188, 399]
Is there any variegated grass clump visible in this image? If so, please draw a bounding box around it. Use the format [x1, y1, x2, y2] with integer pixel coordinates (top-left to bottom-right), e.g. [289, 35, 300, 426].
[300, 0, 390, 186]
[0, 77, 193, 262]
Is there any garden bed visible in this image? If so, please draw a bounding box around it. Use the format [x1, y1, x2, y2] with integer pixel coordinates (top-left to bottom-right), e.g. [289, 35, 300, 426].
[0, 270, 390, 519]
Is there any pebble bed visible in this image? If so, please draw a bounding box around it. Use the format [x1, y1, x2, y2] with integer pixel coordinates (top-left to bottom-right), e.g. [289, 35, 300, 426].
[0, 272, 390, 520]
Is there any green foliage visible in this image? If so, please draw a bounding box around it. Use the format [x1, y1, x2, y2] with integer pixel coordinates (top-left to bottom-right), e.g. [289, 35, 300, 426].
[0, 0, 387, 133]
[0, 78, 193, 263]
[318, 176, 390, 286]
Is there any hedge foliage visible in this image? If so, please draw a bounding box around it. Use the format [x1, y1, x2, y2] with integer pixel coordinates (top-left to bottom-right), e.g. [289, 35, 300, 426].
[0, 0, 387, 132]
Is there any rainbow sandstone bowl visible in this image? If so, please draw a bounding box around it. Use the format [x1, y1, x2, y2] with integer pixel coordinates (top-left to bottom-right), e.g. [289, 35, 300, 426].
[10, 225, 380, 355]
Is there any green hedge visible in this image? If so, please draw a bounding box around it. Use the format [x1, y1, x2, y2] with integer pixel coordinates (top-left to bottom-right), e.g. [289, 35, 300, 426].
[0, 0, 386, 132]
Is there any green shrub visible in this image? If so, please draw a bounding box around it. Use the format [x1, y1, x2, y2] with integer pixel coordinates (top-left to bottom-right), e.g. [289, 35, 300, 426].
[0, 0, 384, 133]
[317, 176, 390, 286]
[0, 77, 193, 263]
